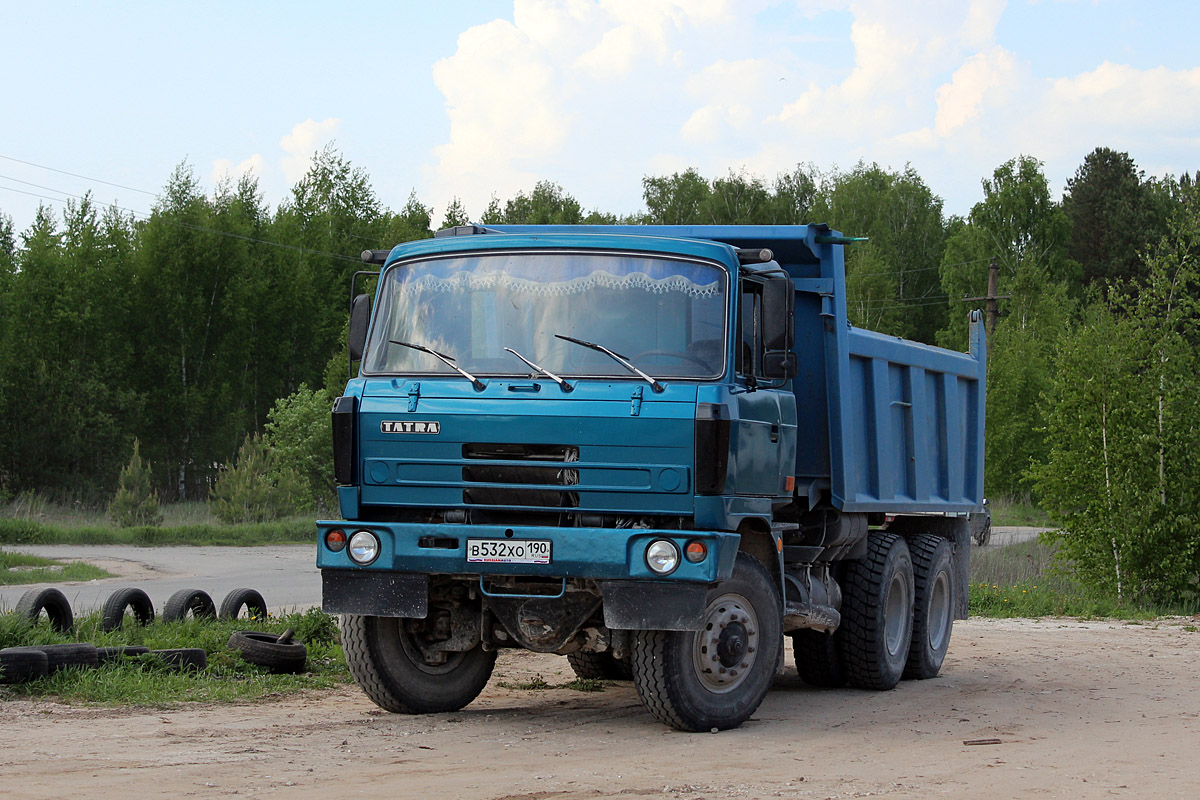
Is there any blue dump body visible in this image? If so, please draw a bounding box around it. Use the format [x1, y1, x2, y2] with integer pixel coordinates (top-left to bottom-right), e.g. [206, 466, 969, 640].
[318, 224, 987, 731]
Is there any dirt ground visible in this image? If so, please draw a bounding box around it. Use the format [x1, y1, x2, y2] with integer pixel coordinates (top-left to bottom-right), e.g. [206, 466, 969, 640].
[2, 617, 1198, 800]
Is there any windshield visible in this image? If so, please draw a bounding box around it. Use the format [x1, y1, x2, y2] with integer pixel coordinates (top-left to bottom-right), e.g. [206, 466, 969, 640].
[361, 250, 727, 379]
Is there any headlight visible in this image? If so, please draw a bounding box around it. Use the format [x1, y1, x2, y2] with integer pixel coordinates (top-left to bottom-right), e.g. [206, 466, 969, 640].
[645, 539, 680, 575]
[348, 530, 380, 564]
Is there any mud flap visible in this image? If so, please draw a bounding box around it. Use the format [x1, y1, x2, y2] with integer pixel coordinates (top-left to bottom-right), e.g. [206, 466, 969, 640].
[322, 569, 429, 618]
[601, 581, 709, 631]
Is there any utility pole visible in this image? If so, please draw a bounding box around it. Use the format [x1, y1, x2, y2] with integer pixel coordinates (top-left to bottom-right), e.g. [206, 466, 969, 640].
[960, 257, 1011, 356]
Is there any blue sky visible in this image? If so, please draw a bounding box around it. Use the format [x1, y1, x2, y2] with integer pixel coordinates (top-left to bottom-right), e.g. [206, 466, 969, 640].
[1, 1, 1197, 236]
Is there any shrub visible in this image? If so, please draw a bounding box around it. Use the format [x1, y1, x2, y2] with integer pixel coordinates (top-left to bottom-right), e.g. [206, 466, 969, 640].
[108, 439, 163, 528]
[263, 384, 335, 513]
[210, 434, 306, 523]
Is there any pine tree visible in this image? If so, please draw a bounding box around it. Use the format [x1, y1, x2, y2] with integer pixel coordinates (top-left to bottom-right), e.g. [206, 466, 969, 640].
[108, 439, 163, 527]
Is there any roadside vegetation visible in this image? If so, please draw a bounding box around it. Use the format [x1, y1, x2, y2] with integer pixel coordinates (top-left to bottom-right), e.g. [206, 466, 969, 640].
[0, 607, 349, 704]
[969, 538, 1199, 619]
[0, 551, 112, 586]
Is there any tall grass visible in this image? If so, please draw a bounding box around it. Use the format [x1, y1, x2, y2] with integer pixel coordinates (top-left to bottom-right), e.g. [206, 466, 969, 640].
[969, 537, 1198, 619]
[988, 495, 1052, 527]
[0, 550, 113, 585]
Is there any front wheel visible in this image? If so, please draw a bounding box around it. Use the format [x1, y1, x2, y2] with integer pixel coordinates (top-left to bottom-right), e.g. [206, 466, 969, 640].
[342, 614, 496, 714]
[631, 553, 782, 731]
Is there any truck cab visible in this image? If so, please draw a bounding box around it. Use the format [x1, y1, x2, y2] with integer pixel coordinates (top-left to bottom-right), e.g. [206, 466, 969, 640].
[318, 224, 986, 731]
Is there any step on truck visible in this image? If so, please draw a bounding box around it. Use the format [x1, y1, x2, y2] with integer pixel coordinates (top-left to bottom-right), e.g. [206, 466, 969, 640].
[318, 224, 987, 731]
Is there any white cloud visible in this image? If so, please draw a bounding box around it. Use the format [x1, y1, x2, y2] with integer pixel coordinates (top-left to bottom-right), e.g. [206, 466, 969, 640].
[280, 118, 341, 183]
[210, 154, 266, 186]
[425, 0, 1199, 219]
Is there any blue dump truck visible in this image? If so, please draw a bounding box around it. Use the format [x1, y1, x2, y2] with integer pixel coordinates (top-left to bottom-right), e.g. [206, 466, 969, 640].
[317, 224, 986, 731]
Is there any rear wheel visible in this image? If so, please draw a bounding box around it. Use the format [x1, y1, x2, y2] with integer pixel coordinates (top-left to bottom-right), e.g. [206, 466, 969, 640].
[631, 553, 782, 731]
[791, 629, 847, 688]
[567, 650, 632, 681]
[904, 534, 955, 680]
[341, 614, 496, 714]
[839, 532, 914, 690]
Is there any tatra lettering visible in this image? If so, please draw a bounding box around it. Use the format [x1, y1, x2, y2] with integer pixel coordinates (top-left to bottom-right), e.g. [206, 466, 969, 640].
[380, 420, 441, 434]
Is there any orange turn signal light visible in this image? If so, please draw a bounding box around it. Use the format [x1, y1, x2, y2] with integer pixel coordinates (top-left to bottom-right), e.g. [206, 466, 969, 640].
[325, 529, 347, 552]
[684, 540, 708, 563]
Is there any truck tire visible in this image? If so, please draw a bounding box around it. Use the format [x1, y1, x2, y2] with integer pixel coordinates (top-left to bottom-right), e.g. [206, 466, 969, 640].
[904, 534, 955, 680]
[14, 587, 74, 633]
[0, 647, 49, 683]
[630, 552, 782, 732]
[219, 588, 268, 621]
[791, 629, 847, 688]
[566, 651, 633, 681]
[341, 614, 496, 714]
[37, 643, 99, 673]
[96, 645, 151, 665]
[162, 589, 217, 622]
[228, 631, 308, 674]
[839, 532, 914, 691]
[100, 588, 155, 631]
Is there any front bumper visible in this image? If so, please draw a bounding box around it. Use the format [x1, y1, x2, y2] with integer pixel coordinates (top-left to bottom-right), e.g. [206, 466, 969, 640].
[315, 520, 740, 584]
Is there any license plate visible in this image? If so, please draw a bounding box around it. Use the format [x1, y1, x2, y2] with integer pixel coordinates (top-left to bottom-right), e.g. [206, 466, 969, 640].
[466, 539, 552, 564]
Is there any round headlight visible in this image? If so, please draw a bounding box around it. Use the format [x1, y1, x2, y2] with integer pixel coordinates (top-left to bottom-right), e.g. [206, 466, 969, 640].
[645, 539, 680, 575]
[348, 530, 380, 564]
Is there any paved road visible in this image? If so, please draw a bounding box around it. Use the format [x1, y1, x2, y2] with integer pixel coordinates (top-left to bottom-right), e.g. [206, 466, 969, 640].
[2, 527, 1045, 615]
[0, 544, 319, 615]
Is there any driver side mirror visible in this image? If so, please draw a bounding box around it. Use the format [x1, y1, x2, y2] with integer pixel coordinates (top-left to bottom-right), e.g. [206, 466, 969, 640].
[348, 293, 371, 362]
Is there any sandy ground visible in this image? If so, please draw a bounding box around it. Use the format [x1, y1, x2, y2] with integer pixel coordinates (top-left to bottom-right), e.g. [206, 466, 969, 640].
[2, 617, 1199, 799]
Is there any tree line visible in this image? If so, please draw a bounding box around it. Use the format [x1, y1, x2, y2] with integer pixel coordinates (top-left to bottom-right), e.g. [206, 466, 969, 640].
[1, 145, 1197, 602]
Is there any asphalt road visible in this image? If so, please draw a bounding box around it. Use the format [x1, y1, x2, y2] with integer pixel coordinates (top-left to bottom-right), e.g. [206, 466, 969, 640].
[0, 544, 318, 615]
[1, 527, 1046, 615]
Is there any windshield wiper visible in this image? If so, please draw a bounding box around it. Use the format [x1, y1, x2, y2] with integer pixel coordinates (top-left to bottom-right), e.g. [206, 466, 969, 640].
[389, 340, 485, 391]
[554, 334, 664, 393]
[503, 347, 572, 392]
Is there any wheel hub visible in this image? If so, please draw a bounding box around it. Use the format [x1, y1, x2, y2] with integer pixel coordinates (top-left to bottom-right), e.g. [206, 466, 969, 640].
[692, 593, 759, 693]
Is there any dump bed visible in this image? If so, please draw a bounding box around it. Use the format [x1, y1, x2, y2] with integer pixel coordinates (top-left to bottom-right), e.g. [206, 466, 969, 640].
[485, 224, 987, 515]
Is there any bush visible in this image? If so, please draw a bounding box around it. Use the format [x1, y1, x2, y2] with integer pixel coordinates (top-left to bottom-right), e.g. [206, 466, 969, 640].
[263, 384, 335, 513]
[210, 434, 306, 524]
[108, 439, 163, 528]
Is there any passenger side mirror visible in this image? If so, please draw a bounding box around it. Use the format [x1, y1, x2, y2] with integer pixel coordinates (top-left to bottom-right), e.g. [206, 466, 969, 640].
[348, 293, 371, 363]
[762, 274, 796, 379]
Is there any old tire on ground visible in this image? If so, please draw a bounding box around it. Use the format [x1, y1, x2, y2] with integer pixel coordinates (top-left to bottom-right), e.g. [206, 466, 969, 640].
[0, 647, 49, 683]
[791, 629, 848, 688]
[219, 588, 268, 621]
[96, 646, 151, 665]
[566, 651, 633, 681]
[14, 587, 74, 633]
[630, 552, 782, 732]
[100, 587, 155, 632]
[228, 631, 307, 674]
[37, 643, 99, 673]
[152, 648, 208, 671]
[839, 532, 914, 691]
[162, 588, 217, 622]
[341, 614, 497, 713]
[904, 534, 955, 680]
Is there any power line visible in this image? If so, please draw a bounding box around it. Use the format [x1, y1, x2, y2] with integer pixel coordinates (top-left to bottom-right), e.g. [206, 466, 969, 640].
[0, 178, 362, 265]
[0, 153, 159, 197]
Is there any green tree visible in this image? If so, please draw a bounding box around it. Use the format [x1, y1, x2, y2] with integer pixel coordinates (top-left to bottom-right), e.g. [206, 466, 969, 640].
[441, 197, 470, 229]
[210, 433, 305, 523]
[263, 384, 336, 513]
[812, 163, 947, 341]
[1062, 147, 1171, 287]
[1035, 192, 1200, 603]
[108, 439, 163, 527]
[642, 168, 711, 224]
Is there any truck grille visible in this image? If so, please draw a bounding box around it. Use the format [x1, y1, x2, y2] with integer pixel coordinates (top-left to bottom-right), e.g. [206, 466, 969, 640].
[461, 443, 580, 508]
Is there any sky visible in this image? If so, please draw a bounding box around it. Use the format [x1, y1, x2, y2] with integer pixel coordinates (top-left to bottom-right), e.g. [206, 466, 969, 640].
[1, 0, 1198, 236]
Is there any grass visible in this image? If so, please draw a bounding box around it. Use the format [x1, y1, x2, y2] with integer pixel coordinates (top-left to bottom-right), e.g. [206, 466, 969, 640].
[969, 537, 1199, 619]
[498, 674, 611, 692]
[0, 550, 114, 585]
[988, 496, 1052, 528]
[0, 496, 317, 547]
[0, 606, 350, 704]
